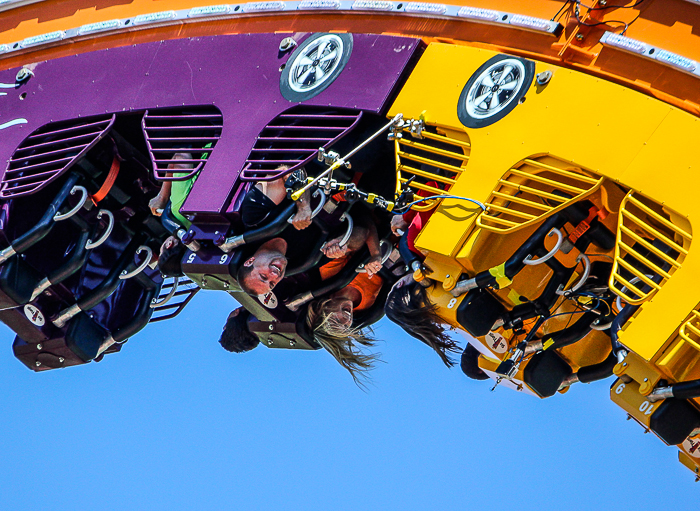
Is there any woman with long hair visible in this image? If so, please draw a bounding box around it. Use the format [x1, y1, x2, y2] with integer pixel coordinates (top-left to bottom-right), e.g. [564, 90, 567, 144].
[384, 274, 461, 367]
[306, 295, 378, 387]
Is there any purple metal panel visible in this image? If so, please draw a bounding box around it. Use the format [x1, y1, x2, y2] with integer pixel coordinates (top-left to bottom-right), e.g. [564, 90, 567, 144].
[0, 33, 420, 214]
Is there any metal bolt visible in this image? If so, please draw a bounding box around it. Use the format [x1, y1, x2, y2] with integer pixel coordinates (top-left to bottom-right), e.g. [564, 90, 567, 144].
[445, 275, 450, 278]
[623, 362, 627, 366]
[37, 343, 42, 350]
[16, 68, 34, 82]
[536, 70, 553, 86]
[35, 361, 41, 367]
[279, 37, 297, 52]
[267, 339, 273, 345]
[58, 357, 64, 363]
[575, 34, 584, 41]
[643, 378, 648, 382]
[289, 340, 296, 346]
[268, 324, 274, 331]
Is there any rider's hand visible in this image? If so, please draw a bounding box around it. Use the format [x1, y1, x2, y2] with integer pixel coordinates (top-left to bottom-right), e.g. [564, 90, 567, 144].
[322, 238, 349, 259]
[290, 202, 312, 230]
[391, 215, 409, 236]
[364, 255, 383, 278]
[149, 195, 168, 216]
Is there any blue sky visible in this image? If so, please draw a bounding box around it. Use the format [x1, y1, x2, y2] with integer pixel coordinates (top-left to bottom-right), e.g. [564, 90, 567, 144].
[1, 290, 698, 510]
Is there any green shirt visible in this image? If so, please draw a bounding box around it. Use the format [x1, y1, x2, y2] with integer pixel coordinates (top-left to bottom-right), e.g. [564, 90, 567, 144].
[170, 143, 212, 228]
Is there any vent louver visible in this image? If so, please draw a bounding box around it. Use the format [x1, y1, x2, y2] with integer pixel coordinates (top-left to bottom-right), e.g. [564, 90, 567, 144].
[1, 115, 115, 198]
[395, 125, 469, 212]
[476, 156, 603, 233]
[610, 191, 692, 305]
[240, 107, 363, 182]
[142, 107, 223, 181]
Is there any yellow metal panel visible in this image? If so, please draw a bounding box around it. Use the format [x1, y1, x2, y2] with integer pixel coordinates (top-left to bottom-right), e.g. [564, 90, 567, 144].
[678, 451, 700, 477]
[609, 379, 659, 429]
[392, 43, 673, 258]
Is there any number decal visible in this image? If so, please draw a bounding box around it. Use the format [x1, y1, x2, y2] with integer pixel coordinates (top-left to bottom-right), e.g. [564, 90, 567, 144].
[447, 298, 458, 309]
[639, 401, 654, 415]
[219, 255, 228, 264]
[187, 253, 196, 264]
[615, 383, 625, 395]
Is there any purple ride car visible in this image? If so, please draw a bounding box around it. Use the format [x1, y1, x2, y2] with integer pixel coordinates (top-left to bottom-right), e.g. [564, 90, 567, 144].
[0, 32, 422, 371]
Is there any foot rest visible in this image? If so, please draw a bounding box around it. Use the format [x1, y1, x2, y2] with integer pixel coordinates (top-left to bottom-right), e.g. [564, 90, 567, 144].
[0, 256, 43, 308]
[65, 312, 111, 362]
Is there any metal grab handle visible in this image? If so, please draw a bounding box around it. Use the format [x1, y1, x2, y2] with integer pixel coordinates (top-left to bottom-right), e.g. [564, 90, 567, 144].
[86, 210, 114, 249]
[311, 190, 326, 218]
[615, 275, 654, 312]
[319, 213, 354, 254]
[150, 276, 179, 308]
[53, 186, 88, 221]
[338, 213, 353, 247]
[287, 189, 326, 224]
[523, 228, 563, 266]
[590, 319, 613, 331]
[356, 240, 392, 273]
[119, 245, 153, 280]
[556, 254, 591, 296]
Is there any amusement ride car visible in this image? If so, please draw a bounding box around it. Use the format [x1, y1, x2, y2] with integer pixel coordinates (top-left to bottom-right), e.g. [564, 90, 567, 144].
[1, 0, 700, 479]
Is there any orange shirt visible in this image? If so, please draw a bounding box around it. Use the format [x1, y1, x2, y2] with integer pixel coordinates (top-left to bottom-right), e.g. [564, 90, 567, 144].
[318, 255, 383, 312]
[345, 272, 383, 312]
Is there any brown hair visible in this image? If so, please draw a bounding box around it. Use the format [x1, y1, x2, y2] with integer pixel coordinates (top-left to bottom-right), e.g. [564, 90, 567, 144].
[385, 281, 461, 367]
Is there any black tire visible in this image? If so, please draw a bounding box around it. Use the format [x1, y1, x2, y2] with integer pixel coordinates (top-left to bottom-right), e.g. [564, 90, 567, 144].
[457, 54, 535, 129]
[280, 33, 353, 102]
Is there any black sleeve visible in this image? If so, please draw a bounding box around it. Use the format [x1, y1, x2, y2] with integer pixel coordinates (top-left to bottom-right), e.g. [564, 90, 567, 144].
[240, 186, 278, 228]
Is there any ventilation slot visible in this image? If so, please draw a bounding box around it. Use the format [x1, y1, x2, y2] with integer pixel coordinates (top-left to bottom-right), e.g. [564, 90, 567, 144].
[142, 107, 223, 181]
[477, 156, 603, 233]
[610, 191, 692, 305]
[149, 276, 200, 323]
[1, 115, 115, 199]
[395, 126, 469, 212]
[240, 107, 363, 182]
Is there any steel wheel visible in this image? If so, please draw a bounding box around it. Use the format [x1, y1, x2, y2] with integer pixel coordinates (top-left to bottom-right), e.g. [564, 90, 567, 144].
[458, 55, 535, 128]
[280, 33, 353, 102]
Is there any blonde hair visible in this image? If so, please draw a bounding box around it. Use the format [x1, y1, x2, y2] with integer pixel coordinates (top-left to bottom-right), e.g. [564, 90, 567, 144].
[307, 298, 379, 387]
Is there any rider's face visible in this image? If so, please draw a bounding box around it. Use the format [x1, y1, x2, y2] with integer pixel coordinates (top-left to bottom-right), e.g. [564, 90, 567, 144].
[242, 249, 287, 296]
[326, 297, 353, 328]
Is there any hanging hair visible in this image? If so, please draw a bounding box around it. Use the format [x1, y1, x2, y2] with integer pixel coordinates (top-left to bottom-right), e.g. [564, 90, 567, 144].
[219, 307, 260, 353]
[306, 298, 379, 387]
[384, 280, 461, 367]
